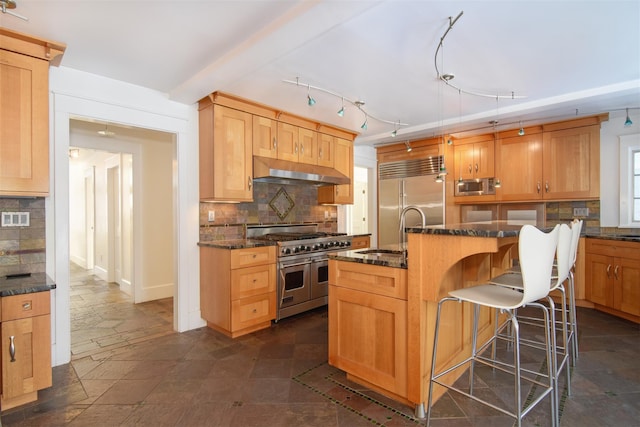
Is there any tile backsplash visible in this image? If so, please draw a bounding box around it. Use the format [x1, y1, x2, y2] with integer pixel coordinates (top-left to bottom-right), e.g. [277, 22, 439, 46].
[199, 182, 338, 241]
[0, 198, 46, 277]
[545, 200, 600, 232]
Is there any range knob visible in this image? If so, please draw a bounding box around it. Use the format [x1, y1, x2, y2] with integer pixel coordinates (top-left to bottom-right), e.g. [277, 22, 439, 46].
[283, 247, 291, 255]
[304, 245, 312, 252]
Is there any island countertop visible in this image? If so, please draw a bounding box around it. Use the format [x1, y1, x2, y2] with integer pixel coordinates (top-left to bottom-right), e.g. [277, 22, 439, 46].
[406, 221, 526, 238]
[329, 249, 407, 269]
[0, 273, 56, 297]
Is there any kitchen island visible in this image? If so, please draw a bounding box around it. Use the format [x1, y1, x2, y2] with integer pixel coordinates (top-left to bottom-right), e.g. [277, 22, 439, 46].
[328, 222, 521, 416]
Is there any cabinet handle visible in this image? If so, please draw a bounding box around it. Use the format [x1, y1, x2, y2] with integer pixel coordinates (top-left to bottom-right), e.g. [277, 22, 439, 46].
[614, 265, 619, 280]
[300, 144, 304, 154]
[468, 164, 472, 174]
[545, 181, 550, 193]
[536, 182, 541, 193]
[475, 163, 479, 173]
[319, 148, 323, 159]
[606, 264, 612, 278]
[295, 142, 298, 154]
[247, 176, 252, 190]
[9, 336, 15, 362]
[22, 301, 32, 311]
[272, 137, 277, 150]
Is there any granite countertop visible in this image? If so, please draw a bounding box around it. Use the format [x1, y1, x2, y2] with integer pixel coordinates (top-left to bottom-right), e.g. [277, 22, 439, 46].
[0, 273, 56, 297]
[406, 221, 525, 238]
[329, 249, 407, 269]
[584, 232, 640, 243]
[197, 239, 277, 250]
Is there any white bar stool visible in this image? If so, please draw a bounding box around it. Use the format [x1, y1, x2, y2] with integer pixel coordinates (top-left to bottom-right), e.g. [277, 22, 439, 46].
[426, 225, 559, 427]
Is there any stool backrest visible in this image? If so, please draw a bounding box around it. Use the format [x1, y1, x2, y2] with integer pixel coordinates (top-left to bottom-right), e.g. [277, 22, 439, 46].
[519, 224, 560, 303]
[569, 219, 583, 267]
[555, 223, 572, 287]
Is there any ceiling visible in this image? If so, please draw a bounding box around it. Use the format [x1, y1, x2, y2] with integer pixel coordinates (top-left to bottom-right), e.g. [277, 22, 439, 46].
[2, 0, 639, 146]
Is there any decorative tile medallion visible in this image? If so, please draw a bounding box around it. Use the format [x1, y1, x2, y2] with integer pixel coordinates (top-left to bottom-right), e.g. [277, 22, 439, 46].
[269, 187, 295, 220]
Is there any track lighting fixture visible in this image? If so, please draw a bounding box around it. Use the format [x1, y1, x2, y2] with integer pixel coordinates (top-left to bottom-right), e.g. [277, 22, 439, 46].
[307, 85, 316, 106]
[391, 120, 400, 137]
[518, 121, 525, 136]
[494, 178, 502, 188]
[434, 11, 525, 101]
[97, 124, 115, 137]
[68, 148, 80, 159]
[283, 78, 408, 134]
[435, 174, 444, 183]
[625, 108, 633, 126]
[337, 98, 345, 117]
[405, 141, 412, 152]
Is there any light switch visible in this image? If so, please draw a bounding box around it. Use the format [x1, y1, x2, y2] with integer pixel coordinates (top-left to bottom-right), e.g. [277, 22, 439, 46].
[573, 207, 589, 217]
[208, 211, 215, 222]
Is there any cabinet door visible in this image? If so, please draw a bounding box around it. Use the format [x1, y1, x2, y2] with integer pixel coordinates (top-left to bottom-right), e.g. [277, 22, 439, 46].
[298, 128, 318, 165]
[334, 137, 353, 204]
[615, 257, 640, 316]
[276, 122, 299, 162]
[252, 116, 277, 158]
[2, 315, 52, 400]
[0, 50, 50, 196]
[317, 134, 335, 168]
[454, 144, 475, 180]
[474, 140, 495, 178]
[542, 125, 599, 199]
[328, 286, 407, 397]
[212, 105, 253, 201]
[585, 253, 612, 307]
[496, 134, 543, 201]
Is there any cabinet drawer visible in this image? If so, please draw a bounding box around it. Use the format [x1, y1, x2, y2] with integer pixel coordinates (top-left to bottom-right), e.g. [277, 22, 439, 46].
[330, 260, 407, 300]
[231, 292, 275, 331]
[231, 264, 276, 300]
[586, 238, 640, 259]
[1, 292, 50, 321]
[230, 246, 275, 269]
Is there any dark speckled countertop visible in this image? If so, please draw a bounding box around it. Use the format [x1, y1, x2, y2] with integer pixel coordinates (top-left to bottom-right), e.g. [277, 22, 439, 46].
[197, 239, 277, 250]
[329, 249, 408, 269]
[0, 273, 56, 297]
[406, 221, 526, 238]
[584, 231, 640, 243]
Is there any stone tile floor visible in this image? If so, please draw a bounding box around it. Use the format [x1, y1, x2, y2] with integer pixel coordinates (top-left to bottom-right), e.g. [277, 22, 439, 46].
[1, 266, 638, 426]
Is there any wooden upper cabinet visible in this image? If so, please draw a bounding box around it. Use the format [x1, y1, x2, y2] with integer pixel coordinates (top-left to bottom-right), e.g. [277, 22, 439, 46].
[199, 104, 253, 202]
[318, 137, 353, 204]
[252, 116, 277, 158]
[0, 50, 50, 196]
[298, 127, 318, 165]
[454, 140, 494, 180]
[317, 133, 335, 168]
[542, 124, 600, 199]
[496, 133, 543, 201]
[276, 122, 299, 162]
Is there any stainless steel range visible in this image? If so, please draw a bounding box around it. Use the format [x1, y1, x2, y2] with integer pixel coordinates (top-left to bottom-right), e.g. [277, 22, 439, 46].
[247, 224, 352, 321]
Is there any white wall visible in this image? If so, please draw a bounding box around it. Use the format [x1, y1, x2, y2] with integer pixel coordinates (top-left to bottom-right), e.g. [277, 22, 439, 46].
[47, 66, 202, 366]
[600, 109, 640, 227]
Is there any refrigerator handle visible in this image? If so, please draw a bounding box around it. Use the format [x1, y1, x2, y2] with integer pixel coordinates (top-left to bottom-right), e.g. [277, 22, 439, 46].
[399, 179, 405, 209]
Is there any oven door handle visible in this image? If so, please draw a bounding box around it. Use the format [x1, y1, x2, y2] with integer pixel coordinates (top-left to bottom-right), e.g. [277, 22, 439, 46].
[279, 260, 312, 268]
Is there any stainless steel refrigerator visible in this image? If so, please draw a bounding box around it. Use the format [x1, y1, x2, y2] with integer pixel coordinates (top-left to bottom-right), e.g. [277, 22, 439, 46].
[378, 157, 445, 249]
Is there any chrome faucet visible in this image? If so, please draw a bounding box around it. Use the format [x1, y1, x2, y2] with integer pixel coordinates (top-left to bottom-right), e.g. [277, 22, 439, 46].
[399, 205, 426, 250]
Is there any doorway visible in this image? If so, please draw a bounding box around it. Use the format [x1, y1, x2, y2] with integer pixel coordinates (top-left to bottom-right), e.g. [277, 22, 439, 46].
[68, 120, 176, 357]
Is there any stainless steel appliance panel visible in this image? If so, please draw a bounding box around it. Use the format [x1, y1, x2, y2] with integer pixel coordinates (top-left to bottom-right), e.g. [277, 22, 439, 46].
[379, 175, 444, 248]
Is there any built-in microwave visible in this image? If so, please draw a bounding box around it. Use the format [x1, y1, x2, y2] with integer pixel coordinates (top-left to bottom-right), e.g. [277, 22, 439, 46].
[455, 177, 496, 196]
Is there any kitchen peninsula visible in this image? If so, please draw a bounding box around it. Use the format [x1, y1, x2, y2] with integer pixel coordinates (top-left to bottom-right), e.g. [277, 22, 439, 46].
[328, 222, 522, 416]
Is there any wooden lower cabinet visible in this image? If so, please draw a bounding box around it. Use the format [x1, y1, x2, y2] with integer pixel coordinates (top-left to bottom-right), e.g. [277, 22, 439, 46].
[585, 238, 640, 323]
[350, 235, 370, 250]
[329, 260, 408, 399]
[200, 245, 276, 337]
[1, 291, 52, 410]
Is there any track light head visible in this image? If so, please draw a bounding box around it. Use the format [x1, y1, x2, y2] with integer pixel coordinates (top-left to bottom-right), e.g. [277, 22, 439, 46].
[625, 108, 633, 127]
[337, 106, 345, 117]
[361, 118, 368, 130]
[405, 141, 412, 152]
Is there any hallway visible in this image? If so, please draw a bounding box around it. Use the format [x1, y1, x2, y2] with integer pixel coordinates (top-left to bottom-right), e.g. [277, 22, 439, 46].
[1, 267, 638, 426]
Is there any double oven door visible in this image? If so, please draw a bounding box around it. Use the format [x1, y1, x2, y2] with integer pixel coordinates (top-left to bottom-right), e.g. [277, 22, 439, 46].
[278, 254, 329, 318]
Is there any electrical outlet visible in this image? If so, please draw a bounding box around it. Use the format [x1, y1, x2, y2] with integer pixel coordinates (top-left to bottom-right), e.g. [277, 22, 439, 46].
[573, 207, 589, 217]
[208, 211, 215, 222]
[1, 212, 30, 227]
[324, 210, 329, 220]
